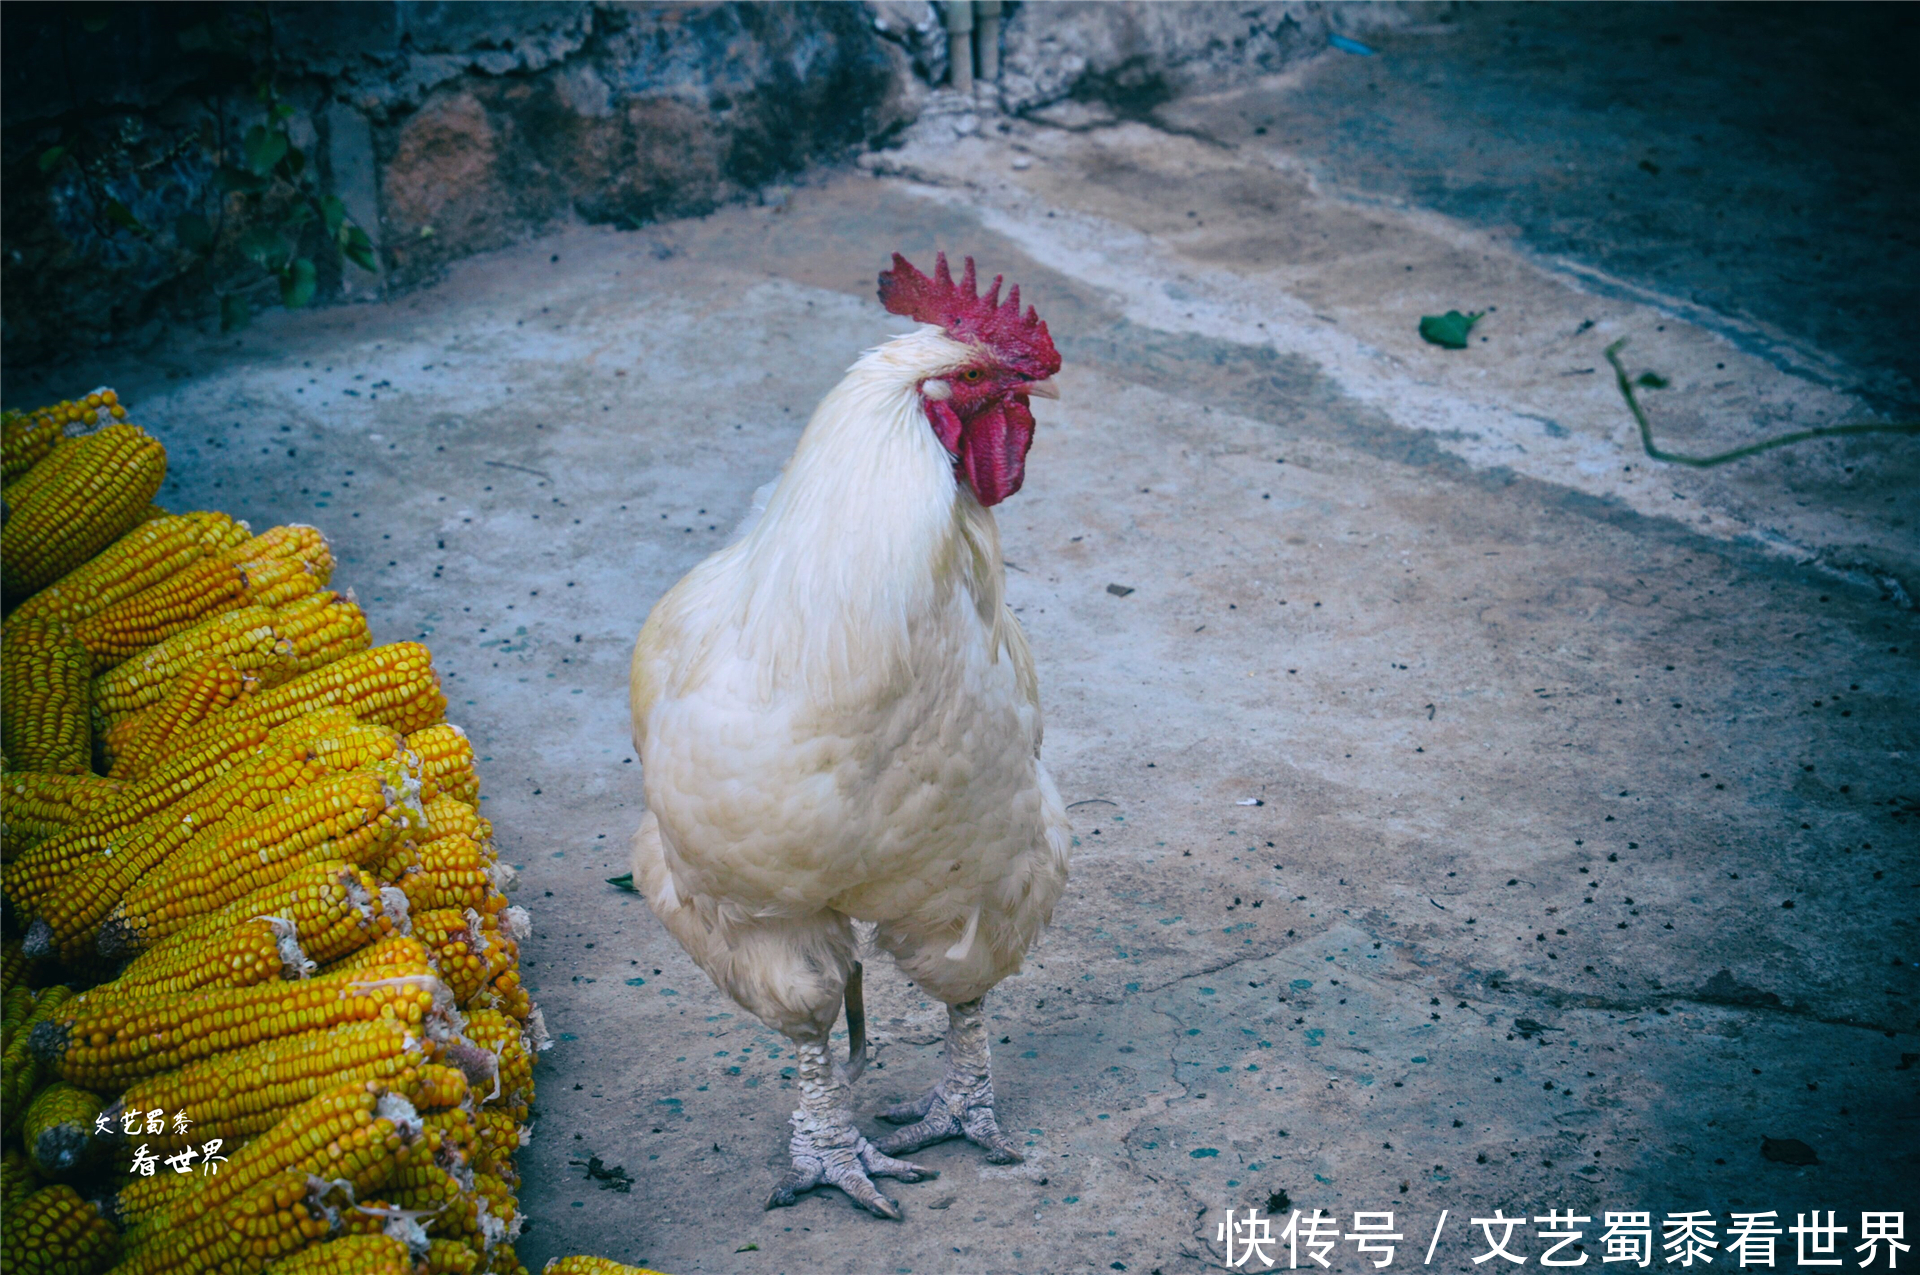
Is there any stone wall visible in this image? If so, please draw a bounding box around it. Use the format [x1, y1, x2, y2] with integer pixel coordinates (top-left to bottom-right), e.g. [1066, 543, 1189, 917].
[0, 2, 1424, 370]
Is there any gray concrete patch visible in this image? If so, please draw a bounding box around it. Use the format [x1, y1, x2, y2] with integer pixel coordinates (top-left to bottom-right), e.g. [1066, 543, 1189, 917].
[8, 98, 1916, 1275]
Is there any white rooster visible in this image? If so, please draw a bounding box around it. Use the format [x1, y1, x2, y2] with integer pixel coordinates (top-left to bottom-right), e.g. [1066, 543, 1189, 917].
[628, 253, 1071, 1218]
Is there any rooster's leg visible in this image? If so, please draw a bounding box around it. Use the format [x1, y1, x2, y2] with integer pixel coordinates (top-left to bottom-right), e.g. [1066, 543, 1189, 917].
[875, 997, 1024, 1164]
[767, 1037, 938, 1219]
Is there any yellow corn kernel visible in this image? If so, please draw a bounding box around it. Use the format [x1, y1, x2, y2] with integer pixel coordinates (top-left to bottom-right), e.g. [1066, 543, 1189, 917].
[406, 723, 479, 804]
[2, 987, 73, 1136]
[1, 1144, 39, 1212]
[0, 620, 91, 774]
[0, 772, 120, 862]
[463, 1007, 536, 1118]
[317, 934, 430, 977]
[114, 1019, 427, 1157]
[395, 835, 505, 917]
[541, 1261, 671, 1275]
[106, 657, 249, 781]
[412, 794, 494, 852]
[423, 1238, 485, 1275]
[1, 407, 65, 483]
[1, 422, 167, 602]
[5, 511, 247, 630]
[158, 643, 446, 752]
[101, 766, 417, 956]
[21, 1081, 105, 1179]
[30, 961, 445, 1088]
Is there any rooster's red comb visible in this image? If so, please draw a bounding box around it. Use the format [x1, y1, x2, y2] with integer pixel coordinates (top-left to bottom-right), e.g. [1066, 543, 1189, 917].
[878, 252, 1060, 378]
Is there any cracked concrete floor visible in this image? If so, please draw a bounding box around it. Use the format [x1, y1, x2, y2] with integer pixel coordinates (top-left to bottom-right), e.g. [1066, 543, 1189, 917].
[10, 43, 1920, 1275]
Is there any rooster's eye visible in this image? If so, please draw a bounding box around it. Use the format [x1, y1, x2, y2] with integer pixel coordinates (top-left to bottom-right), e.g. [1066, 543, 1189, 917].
[960, 368, 985, 382]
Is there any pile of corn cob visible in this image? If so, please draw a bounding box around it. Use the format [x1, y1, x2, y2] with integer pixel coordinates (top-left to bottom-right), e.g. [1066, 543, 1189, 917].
[0, 389, 649, 1275]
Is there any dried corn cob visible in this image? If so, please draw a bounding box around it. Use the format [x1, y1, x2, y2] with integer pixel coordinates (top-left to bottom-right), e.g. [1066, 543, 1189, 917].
[0, 389, 125, 483]
[102, 766, 417, 956]
[265, 1235, 415, 1275]
[1, 411, 63, 483]
[542, 1260, 669, 1275]
[2, 987, 72, 1131]
[1, 620, 91, 774]
[271, 590, 372, 674]
[127, 1080, 423, 1244]
[114, 1019, 428, 1156]
[2, 984, 32, 1040]
[23, 714, 402, 955]
[383, 1162, 481, 1243]
[410, 1062, 472, 1112]
[425, 1239, 485, 1275]
[106, 657, 249, 780]
[469, 1109, 528, 1183]
[473, 1170, 520, 1241]
[111, 1170, 344, 1275]
[1, 772, 121, 861]
[413, 794, 493, 851]
[467, 966, 534, 1024]
[407, 724, 479, 804]
[0, 1182, 120, 1274]
[29, 960, 445, 1088]
[161, 643, 446, 751]
[241, 553, 325, 609]
[2, 421, 167, 601]
[1, 940, 24, 994]
[230, 523, 333, 577]
[92, 605, 284, 727]
[22, 1082, 105, 1178]
[487, 1250, 532, 1275]
[0, 1145, 38, 1212]
[70, 555, 252, 671]
[318, 934, 430, 977]
[212, 860, 397, 965]
[395, 836, 508, 917]
[463, 1008, 534, 1118]
[412, 909, 516, 1006]
[109, 915, 305, 997]
[6, 511, 247, 629]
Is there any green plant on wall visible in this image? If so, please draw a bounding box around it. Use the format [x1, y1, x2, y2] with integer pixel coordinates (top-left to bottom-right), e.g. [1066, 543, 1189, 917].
[35, 5, 378, 332]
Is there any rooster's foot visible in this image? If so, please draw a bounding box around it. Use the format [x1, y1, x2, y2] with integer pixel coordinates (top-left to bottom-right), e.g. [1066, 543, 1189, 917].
[875, 1075, 1024, 1164]
[766, 1107, 936, 1219]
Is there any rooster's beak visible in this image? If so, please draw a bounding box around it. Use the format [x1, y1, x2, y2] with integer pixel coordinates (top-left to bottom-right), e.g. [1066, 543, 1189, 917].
[1023, 378, 1061, 401]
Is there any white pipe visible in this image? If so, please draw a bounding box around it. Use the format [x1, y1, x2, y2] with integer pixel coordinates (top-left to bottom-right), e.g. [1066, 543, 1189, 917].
[946, 0, 974, 92]
[976, 0, 1001, 82]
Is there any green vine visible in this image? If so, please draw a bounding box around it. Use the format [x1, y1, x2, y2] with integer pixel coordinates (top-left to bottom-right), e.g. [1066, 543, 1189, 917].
[1605, 338, 1918, 467]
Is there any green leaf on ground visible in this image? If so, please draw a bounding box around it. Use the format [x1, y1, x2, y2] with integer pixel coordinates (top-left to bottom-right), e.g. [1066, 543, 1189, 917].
[37, 146, 67, 173]
[238, 225, 287, 269]
[1418, 310, 1485, 349]
[606, 873, 637, 892]
[1635, 371, 1669, 389]
[103, 200, 147, 234]
[321, 194, 346, 240]
[220, 294, 251, 332]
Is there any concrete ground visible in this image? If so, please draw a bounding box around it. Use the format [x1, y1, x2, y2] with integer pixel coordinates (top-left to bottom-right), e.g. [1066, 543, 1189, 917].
[9, 8, 1917, 1272]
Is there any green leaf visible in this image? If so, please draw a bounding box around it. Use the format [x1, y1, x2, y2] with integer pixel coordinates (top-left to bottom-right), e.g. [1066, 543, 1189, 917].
[281, 200, 315, 229]
[1635, 371, 1670, 389]
[103, 200, 147, 235]
[175, 212, 214, 252]
[321, 195, 346, 241]
[237, 225, 287, 269]
[215, 164, 267, 195]
[271, 102, 295, 123]
[37, 146, 67, 174]
[243, 124, 288, 177]
[220, 293, 252, 332]
[1418, 309, 1486, 350]
[280, 258, 317, 310]
[605, 873, 637, 893]
[341, 225, 377, 274]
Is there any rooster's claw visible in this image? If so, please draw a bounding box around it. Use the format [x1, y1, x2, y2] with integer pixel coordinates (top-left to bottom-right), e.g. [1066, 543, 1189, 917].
[766, 1108, 935, 1219]
[876, 1080, 1025, 1164]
